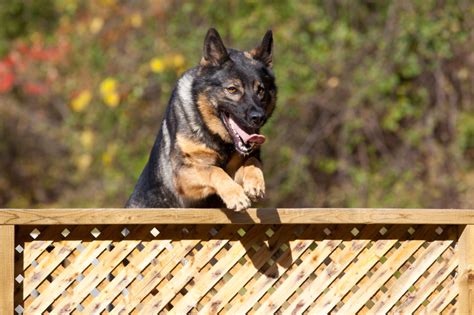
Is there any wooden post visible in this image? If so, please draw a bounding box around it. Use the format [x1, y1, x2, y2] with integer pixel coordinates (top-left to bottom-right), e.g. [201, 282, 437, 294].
[0, 225, 14, 314]
[459, 225, 474, 315]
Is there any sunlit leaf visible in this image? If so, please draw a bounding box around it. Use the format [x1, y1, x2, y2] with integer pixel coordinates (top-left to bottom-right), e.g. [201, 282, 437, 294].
[70, 90, 92, 112]
[89, 17, 104, 34]
[80, 130, 95, 149]
[150, 57, 165, 73]
[100, 78, 118, 95]
[103, 92, 119, 107]
[130, 13, 143, 28]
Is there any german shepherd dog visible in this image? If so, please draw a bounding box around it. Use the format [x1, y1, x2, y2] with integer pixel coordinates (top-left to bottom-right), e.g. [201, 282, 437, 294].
[126, 28, 276, 211]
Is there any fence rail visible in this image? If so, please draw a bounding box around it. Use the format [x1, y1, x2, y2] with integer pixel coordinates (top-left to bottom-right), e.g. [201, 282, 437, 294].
[1, 208, 474, 225]
[0, 208, 473, 314]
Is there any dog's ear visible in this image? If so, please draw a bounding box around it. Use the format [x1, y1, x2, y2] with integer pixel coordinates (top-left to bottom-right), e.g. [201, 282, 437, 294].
[201, 28, 230, 66]
[250, 30, 273, 68]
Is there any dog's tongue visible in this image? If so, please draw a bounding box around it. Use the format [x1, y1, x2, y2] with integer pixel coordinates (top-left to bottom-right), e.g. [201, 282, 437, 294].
[229, 117, 266, 145]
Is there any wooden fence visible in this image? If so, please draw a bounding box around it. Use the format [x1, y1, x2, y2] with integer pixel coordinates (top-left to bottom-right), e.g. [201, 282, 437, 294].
[1, 208, 473, 314]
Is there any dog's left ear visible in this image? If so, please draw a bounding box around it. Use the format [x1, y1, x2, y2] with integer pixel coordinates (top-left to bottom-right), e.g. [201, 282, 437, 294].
[250, 30, 273, 68]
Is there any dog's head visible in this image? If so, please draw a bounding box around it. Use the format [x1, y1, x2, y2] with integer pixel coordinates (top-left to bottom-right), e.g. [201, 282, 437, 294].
[194, 28, 277, 154]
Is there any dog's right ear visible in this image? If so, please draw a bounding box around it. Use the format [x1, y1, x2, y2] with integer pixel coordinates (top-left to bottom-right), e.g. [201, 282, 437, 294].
[201, 28, 230, 66]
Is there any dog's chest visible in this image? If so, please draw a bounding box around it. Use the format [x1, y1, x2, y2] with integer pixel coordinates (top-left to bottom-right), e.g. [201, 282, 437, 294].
[224, 152, 244, 177]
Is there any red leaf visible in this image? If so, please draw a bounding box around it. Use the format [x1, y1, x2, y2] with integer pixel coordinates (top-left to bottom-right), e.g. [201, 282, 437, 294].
[23, 82, 47, 95]
[0, 63, 15, 93]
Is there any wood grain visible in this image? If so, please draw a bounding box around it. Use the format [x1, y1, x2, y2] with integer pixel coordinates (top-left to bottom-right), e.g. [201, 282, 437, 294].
[458, 225, 474, 315]
[368, 240, 453, 314]
[171, 226, 265, 313]
[396, 247, 457, 313]
[0, 225, 14, 315]
[9, 224, 465, 313]
[26, 241, 111, 314]
[227, 226, 320, 314]
[199, 225, 294, 314]
[1, 208, 473, 225]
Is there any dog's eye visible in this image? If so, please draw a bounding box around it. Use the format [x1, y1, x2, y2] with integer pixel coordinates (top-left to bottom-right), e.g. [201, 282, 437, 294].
[226, 86, 239, 94]
[257, 86, 265, 97]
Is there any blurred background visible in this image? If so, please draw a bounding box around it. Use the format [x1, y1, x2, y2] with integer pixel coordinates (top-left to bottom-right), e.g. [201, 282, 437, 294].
[0, 0, 473, 209]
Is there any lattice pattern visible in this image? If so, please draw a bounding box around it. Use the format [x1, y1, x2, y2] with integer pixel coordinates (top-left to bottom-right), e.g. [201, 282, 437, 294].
[14, 224, 459, 314]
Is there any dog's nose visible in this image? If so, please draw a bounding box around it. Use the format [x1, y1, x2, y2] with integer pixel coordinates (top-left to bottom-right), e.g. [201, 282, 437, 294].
[249, 108, 265, 126]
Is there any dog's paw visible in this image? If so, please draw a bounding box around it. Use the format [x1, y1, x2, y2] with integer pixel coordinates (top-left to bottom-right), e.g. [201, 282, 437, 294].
[219, 183, 251, 212]
[243, 169, 266, 202]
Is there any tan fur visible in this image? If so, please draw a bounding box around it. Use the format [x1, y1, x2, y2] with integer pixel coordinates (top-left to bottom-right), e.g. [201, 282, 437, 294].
[244, 51, 258, 65]
[197, 94, 232, 142]
[175, 166, 216, 199]
[223, 79, 244, 100]
[176, 134, 220, 165]
[234, 156, 265, 202]
[176, 165, 250, 211]
[227, 78, 243, 88]
[199, 57, 210, 67]
[174, 133, 251, 211]
[249, 48, 273, 68]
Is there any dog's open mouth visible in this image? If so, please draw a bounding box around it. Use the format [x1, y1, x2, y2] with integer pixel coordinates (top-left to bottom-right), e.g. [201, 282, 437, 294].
[221, 113, 266, 154]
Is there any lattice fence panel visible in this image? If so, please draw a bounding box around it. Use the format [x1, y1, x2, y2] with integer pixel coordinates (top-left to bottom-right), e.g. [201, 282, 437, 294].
[13, 224, 459, 314]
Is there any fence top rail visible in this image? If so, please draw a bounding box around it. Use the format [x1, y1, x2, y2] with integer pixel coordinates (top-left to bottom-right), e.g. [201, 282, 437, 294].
[0, 208, 473, 225]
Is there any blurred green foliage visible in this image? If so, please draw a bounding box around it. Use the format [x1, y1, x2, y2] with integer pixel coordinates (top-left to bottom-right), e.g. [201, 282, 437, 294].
[0, 0, 473, 208]
[0, 0, 58, 55]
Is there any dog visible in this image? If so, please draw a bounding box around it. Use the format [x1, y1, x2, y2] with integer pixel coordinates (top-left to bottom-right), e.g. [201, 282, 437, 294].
[126, 28, 276, 211]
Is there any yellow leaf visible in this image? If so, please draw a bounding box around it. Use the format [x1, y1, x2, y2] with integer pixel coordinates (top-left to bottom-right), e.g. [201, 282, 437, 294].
[327, 77, 340, 88]
[102, 144, 118, 166]
[89, 17, 104, 34]
[103, 92, 120, 107]
[100, 77, 118, 95]
[150, 57, 165, 73]
[171, 54, 185, 68]
[102, 152, 113, 166]
[76, 154, 92, 171]
[130, 12, 143, 28]
[71, 90, 92, 112]
[457, 68, 468, 80]
[80, 130, 95, 149]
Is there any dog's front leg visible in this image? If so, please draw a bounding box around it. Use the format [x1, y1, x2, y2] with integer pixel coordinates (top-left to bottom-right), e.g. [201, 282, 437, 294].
[234, 156, 265, 202]
[176, 165, 251, 211]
